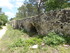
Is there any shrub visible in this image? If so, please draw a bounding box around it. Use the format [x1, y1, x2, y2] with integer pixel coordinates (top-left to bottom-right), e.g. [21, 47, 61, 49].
[25, 37, 42, 46]
[11, 37, 42, 47]
[63, 36, 70, 44]
[11, 38, 25, 47]
[43, 32, 66, 45]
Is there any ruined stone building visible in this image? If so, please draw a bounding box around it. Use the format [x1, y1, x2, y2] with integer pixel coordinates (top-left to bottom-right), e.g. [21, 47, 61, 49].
[10, 9, 70, 36]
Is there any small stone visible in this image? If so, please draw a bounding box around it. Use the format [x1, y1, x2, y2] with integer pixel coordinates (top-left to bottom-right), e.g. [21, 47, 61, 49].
[30, 45, 38, 49]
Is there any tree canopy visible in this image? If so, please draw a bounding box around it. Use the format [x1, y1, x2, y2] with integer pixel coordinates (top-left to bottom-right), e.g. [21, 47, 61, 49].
[15, 0, 70, 19]
[45, 0, 70, 11]
[0, 8, 8, 26]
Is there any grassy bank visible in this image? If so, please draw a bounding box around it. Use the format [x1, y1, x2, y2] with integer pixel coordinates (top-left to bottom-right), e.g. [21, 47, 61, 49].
[0, 25, 70, 53]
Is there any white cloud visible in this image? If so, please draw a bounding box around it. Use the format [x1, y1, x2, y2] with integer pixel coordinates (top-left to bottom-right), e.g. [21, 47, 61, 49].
[14, 0, 24, 8]
[15, 2, 23, 8]
[12, 0, 24, 2]
[5, 12, 15, 19]
[0, 0, 13, 9]
[0, 0, 25, 19]
[0, 0, 25, 9]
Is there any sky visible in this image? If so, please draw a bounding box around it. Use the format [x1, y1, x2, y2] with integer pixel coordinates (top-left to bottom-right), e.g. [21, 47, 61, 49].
[0, 0, 25, 19]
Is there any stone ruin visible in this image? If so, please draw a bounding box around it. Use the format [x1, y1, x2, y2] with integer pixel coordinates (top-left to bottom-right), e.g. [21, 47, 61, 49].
[10, 9, 70, 36]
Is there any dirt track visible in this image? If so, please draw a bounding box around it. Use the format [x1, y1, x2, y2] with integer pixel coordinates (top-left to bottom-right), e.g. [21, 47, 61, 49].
[0, 26, 7, 39]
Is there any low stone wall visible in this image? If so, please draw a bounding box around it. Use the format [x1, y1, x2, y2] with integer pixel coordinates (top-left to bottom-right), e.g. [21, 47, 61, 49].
[10, 9, 70, 36]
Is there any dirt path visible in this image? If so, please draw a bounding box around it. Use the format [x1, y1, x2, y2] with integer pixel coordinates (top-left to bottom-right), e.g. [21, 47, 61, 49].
[0, 26, 7, 39]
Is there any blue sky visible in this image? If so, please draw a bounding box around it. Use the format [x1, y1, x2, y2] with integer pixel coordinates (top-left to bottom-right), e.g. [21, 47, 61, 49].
[0, 0, 25, 19]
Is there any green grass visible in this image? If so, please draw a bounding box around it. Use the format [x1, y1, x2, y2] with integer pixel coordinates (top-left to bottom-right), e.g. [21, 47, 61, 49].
[0, 25, 70, 53]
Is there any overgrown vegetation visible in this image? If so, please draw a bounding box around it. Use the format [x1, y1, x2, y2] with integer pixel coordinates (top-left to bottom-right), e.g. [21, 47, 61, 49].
[11, 37, 42, 47]
[43, 32, 66, 45]
[0, 25, 70, 53]
[45, 0, 70, 11]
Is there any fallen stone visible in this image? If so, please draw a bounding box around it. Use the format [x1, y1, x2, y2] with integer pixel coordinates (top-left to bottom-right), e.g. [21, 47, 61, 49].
[30, 45, 38, 49]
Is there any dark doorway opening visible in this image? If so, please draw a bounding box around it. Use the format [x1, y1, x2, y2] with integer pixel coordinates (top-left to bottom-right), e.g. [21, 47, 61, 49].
[29, 24, 38, 36]
[30, 24, 37, 33]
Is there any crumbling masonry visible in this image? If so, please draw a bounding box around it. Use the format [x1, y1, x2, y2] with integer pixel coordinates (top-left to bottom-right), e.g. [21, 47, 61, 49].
[10, 9, 70, 36]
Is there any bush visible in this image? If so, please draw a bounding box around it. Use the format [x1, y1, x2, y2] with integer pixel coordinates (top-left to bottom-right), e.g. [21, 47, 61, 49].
[11, 38, 25, 47]
[11, 37, 42, 47]
[0, 13, 8, 25]
[25, 37, 42, 46]
[63, 36, 70, 44]
[43, 32, 66, 45]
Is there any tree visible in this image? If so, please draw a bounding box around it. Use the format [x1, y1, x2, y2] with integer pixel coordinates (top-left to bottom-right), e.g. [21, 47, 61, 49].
[28, 0, 42, 14]
[15, 3, 38, 19]
[16, 5, 27, 18]
[45, 0, 69, 11]
[15, 0, 70, 20]
[0, 13, 8, 25]
[0, 8, 8, 26]
[26, 0, 48, 14]
[15, 0, 48, 19]
[0, 8, 2, 14]
[26, 3, 38, 16]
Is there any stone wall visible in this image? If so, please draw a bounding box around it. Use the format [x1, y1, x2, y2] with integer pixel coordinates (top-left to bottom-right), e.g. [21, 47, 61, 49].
[10, 9, 70, 36]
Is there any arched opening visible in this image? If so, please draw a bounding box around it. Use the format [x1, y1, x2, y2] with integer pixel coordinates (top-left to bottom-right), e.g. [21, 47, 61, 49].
[30, 24, 38, 34]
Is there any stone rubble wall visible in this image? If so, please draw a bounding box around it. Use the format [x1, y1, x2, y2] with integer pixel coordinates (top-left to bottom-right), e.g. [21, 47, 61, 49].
[10, 9, 70, 36]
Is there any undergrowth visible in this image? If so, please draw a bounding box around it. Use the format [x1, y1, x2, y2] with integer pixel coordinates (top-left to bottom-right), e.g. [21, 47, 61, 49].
[0, 25, 70, 53]
[11, 37, 42, 47]
[43, 32, 66, 46]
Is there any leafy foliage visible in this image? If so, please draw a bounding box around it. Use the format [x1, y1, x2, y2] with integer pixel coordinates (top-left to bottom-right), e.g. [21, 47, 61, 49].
[0, 8, 8, 26]
[25, 37, 42, 46]
[43, 32, 66, 45]
[14, 0, 70, 20]
[63, 36, 70, 44]
[11, 37, 42, 47]
[15, 0, 46, 19]
[11, 38, 25, 47]
[15, 4, 38, 19]
[45, 0, 69, 11]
